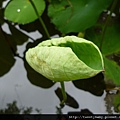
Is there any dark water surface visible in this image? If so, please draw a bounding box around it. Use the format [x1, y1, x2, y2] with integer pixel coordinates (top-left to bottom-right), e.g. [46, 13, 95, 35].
[0, 58, 107, 114]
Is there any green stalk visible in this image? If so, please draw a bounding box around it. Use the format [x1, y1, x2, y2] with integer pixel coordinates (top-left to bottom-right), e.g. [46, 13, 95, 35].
[29, 0, 50, 39]
[60, 81, 67, 106]
[100, 0, 118, 50]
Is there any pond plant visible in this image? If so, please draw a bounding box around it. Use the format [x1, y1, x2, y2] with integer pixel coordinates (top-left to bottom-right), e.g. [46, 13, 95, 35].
[25, 36, 104, 105]
[1, 0, 120, 112]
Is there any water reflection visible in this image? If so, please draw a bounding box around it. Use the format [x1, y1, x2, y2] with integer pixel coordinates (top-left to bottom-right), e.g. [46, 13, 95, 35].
[72, 73, 105, 96]
[1, 0, 120, 114]
[0, 57, 107, 113]
[55, 87, 79, 109]
[0, 101, 36, 114]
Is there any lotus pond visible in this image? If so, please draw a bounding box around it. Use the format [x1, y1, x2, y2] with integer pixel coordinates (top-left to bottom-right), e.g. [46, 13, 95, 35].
[0, 0, 120, 114]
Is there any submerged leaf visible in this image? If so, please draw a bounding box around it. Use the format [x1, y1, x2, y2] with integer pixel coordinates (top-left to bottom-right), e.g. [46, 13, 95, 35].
[4, 0, 45, 24]
[25, 36, 104, 82]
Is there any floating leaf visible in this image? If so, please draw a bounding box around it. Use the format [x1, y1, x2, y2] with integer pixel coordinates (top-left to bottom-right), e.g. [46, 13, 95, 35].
[86, 18, 120, 55]
[0, 29, 15, 76]
[104, 56, 120, 85]
[48, 0, 112, 33]
[4, 0, 45, 24]
[85, 16, 120, 85]
[26, 36, 104, 82]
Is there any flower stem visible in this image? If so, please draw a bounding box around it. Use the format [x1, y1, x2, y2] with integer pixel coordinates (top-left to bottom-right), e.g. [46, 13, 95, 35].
[60, 81, 67, 106]
[29, 0, 50, 39]
[100, 0, 118, 50]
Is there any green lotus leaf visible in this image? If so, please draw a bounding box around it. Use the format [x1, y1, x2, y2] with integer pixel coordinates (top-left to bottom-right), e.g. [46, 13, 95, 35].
[25, 36, 104, 82]
[4, 0, 45, 24]
[48, 0, 112, 33]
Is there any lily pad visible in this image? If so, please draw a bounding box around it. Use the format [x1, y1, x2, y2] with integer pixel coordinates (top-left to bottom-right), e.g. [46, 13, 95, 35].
[48, 0, 112, 33]
[25, 36, 104, 82]
[4, 0, 45, 24]
[86, 19, 120, 55]
[104, 56, 120, 85]
[85, 16, 120, 85]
